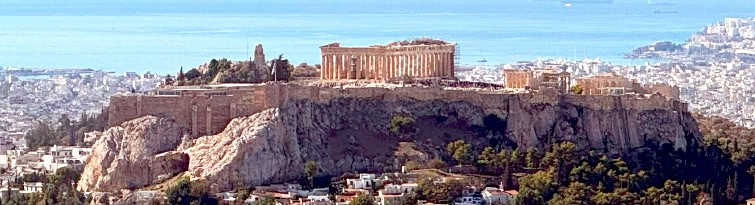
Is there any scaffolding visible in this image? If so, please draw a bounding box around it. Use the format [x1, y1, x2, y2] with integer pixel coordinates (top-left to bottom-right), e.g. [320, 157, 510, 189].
[454, 44, 461, 68]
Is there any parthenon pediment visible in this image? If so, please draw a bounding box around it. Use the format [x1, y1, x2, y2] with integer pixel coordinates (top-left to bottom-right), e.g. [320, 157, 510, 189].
[320, 42, 340, 48]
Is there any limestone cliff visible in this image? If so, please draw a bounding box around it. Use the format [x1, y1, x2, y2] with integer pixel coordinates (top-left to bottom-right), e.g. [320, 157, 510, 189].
[81, 92, 702, 193]
[181, 95, 700, 191]
[78, 116, 190, 192]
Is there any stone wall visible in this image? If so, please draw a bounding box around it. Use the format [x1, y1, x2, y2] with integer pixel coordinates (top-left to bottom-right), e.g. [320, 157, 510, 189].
[108, 84, 689, 137]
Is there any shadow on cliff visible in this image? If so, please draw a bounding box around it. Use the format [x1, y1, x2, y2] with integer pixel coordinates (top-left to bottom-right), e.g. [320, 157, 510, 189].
[80, 95, 704, 193]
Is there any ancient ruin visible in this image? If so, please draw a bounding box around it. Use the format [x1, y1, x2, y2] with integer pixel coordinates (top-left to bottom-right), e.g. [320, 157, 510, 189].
[319, 38, 456, 81]
[575, 73, 680, 99]
[503, 69, 571, 93]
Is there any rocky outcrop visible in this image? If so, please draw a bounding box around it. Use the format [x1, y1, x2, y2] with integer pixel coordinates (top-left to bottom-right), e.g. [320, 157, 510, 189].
[179, 95, 701, 191]
[82, 90, 702, 193]
[78, 116, 190, 192]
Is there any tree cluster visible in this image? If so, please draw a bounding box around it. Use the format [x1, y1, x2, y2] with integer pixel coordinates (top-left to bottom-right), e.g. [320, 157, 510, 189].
[6, 167, 88, 205]
[176, 56, 293, 86]
[25, 111, 108, 150]
[388, 113, 416, 138]
[165, 177, 218, 205]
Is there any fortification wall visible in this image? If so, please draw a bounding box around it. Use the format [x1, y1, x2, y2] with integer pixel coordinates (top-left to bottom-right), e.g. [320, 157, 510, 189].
[107, 84, 688, 137]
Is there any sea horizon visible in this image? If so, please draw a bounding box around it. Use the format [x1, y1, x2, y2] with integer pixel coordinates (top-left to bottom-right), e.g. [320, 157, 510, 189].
[1, 0, 753, 75]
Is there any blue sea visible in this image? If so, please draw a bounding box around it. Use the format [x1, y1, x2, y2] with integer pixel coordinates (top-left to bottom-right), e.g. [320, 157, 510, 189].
[0, 0, 753, 75]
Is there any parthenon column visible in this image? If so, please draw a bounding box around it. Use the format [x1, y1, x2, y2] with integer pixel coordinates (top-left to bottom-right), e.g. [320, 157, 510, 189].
[422, 54, 428, 77]
[333, 54, 339, 79]
[415, 54, 421, 78]
[399, 54, 403, 78]
[391, 55, 401, 78]
[432, 53, 438, 77]
[330, 54, 338, 79]
[321, 54, 327, 80]
[414, 54, 419, 77]
[378, 55, 388, 80]
[357, 54, 364, 79]
[326, 54, 330, 79]
[386, 55, 391, 79]
[390, 55, 395, 79]
[371, 55, 377, 80]
[411, 54, 416, 77]
[406, 54, 417, 77]
[439, 53, 445, 78]
[323, 55, 328, 79]
[448, 52, 454, 78]
[414, 53, 425, 78]
[337, 54, 343, 79]
[328, 54, 333, 79]
[422, 53, 426, 77]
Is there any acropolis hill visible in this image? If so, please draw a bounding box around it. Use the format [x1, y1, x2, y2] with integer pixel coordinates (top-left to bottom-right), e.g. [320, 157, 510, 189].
[85, 38, 701, 193]
[91, 82, 701, 192]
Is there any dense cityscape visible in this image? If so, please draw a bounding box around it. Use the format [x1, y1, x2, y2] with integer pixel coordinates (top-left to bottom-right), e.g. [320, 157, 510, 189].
[0, 11, 754, 205]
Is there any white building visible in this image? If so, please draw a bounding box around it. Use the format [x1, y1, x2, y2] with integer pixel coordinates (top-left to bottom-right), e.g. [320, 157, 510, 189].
[346, 174, 377, 189]
[21, 182, 43, 194]
[41, 145, 92, 172]
[454, 195, 483, 205]
[378, 190, 403, 205]
[382, 183, 418, 195]
[482, 187, 518, 205]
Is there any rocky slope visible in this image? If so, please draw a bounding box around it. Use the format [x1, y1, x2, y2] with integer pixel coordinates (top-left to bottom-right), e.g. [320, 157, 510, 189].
[78, 116, 190, 192]
[80, 94, 702, 193]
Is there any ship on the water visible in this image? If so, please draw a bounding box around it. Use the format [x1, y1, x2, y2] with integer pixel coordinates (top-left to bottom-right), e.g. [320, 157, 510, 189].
[4, 67, 95, 76]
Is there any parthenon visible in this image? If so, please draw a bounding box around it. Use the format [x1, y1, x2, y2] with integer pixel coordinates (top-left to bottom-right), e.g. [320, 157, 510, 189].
[320, 38, 456, 80]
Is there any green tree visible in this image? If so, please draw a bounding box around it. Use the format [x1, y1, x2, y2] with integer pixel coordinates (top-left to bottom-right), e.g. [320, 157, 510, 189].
[166, 177, 194, 205]
[446, 140, 473, 165]
[525, 148, 539, 169]
[570, 84, 584, 94]
[540, 142, 577, 185]
[477, 147, 497, 167]
[185, 69, 202, 80]
[510, 148, 522, 171]
[253, 196, 276, 205]
[418, 177, 464, 204]
[25, 121, 56, 150]
[427, 159, 447, 169]
[518, 170, 556, 205]
[388, 113, 416, 137]
[164, 177, 216, 205]
[270, 55, 292, 81]
[349, 194, 375, 205]
[403, 160, 422, 172]
[305, 161, 318, 189]
[547, 182, 593, 205]
[178, 66, 185, 82]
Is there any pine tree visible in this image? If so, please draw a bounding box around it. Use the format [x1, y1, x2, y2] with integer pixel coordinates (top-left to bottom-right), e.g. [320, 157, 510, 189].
[177, 66, 185, 81]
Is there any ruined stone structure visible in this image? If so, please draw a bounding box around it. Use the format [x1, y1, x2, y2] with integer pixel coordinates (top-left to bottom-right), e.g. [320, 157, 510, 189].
[575, 74, 680, 99]
[503, 69, 571, 93]
[575, 74, 637, 96]
[109, 84, 687, 138]
[319, 39, 456, 81]
[502, 69, 532, 89]
[254, 44, 265, 66]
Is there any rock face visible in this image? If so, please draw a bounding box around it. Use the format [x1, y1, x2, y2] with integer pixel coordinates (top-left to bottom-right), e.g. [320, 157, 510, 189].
[78, 116, 190, 192]
[180, 96, 701, 191]
[81, 93, 702, 193]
